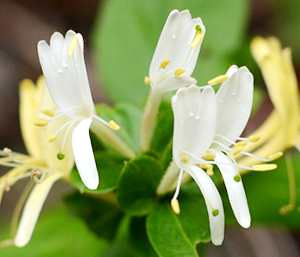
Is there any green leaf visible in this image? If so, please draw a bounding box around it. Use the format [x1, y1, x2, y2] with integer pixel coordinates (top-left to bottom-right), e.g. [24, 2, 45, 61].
[92, 0, 250, 104]
[0, 205, 107, 257]
[70, 152, 126, 194]
[117, 155, 165, 216]
[65, 192, 123, 242]
[146, 185, 211, 257]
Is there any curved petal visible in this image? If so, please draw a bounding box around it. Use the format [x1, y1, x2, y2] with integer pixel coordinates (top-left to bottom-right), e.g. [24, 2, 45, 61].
[14, 172, 64, 247]
[72, 118, 99, 190]
[172, 85, 217, 165]
[215, 66, 254, 146]
[37, 30, 94, 120]
[214, 151, 250, 228]
[188, 165, 224, 245]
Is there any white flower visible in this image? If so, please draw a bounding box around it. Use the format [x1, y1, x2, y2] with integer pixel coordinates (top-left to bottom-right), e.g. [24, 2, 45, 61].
[145, 9, 206, 93]
[171, 66, 257, 245]
[37, 30, 120, 190]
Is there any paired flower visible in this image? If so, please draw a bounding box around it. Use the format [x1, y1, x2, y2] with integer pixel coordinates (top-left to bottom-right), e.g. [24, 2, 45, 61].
[0, 77, 73, 247]
[141, 10, 205, 152]
[170, 66, 280, 245]
[36, 30, 121, 190]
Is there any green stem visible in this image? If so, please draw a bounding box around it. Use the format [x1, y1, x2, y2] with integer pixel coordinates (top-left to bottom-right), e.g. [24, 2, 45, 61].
[140, 89, 163, 153]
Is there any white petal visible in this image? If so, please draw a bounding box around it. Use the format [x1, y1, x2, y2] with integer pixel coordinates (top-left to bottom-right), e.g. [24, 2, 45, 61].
[72, 118, 99, 190]
[37, 31, 95, 120]
[215, 66, 254, 146]
[188, 165, 224, 245]
[172, 85, 217, 165]
[214, 151, 250, 228]
[155, 75, 197, 93]
[14, 172, 63, 247]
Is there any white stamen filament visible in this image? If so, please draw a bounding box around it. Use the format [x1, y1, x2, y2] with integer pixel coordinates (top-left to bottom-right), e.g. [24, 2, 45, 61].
[92, 114, 110, 127]
[173, 169, 184, 200]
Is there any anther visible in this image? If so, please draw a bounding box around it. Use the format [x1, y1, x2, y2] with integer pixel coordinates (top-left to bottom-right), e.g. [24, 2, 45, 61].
[171, 198, 181, 215]
[174, 69, 186, 77]
[57, 153, 65, 160]
[46, 134, 57, 143]
[249, 134, 261, 143]
[208, 74, 228, 85]
[181, 155, 189, 163]
[199, 163, 213, 170]
[109, 120, 121, 131]
[206, 168, 214, 176]
[252, 164, 277, 171]
[234, 175, 241, 182]
[233, 145, 244, 155]
[202, 152, 216, 160]
[67, 35, 77, 57]
[236, 141, 248, 147]
[268, 151, 283, 161]
[144, 76, 151, 86]
[34, 119, 48, 126]
[160, 59, 171, 69]
[3, 147, 12, 156]
[42, 109, 55, 117]
[31, 169, 41, 180]
[190, 25, 203, 49]
[212, 209, 219, 217]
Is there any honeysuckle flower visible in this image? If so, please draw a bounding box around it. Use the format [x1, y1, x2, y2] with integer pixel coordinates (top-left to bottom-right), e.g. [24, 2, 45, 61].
[237, 37, 299, 214]
[141, 10, 205, 152]
[0, 77, 73, 247]
[36, 30, 127, 190]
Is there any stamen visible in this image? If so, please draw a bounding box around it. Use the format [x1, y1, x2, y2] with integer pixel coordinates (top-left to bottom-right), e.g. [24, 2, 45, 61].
[30, 169, 41, 180]
[199, 163, 213, 170]
[249, 134, 261, 143]
[181, 156, 189, 163]
[236, 141, 248, 147]
[42, 109, 55, 117]
[174, 69, 186, 76]
[212, 209, 219, 217]
[34, 119, 48, 126]
[171, 198, 181, 215]
[202, 152, 216, 160]
[268, 151, 283, 160]
[160, 59, 171, 69]
[190, 25, 203, 49]
[67, 35, 77, 57]
[46, 134, 57, 143]
[57, 153, 65, 160]
[144, 76, 151, 86]
[233, 144, 244, 155]
[252, 164, 277, 171]
[109, 120, 121, 131]
[208, 74, 228, 85]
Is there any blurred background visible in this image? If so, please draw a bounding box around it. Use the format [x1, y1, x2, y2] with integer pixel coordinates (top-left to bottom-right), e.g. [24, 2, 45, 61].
[0, 0, 300, 256]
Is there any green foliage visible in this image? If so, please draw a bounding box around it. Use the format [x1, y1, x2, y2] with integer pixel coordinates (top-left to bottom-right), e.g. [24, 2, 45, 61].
[92, 0, 250, 104]
[117, 155, 165, 216]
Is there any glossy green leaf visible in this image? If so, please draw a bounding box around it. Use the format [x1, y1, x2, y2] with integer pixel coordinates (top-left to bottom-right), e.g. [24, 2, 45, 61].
[70, 152, 126, 194]
[92, 0, 250, 104]
[117, 155, 164, 216]
[65, 192, 123, 241]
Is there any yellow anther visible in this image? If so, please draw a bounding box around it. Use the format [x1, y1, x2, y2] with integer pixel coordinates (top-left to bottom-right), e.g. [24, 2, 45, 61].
[67, 35, 78, 57]
[190, 25, 203, 49]
[46, 134, 57, 143]
[236, 141, 248, 147]
[42, 109, 55, 117]
[160, 59, 171, 69]
[174, 69, 186, 77]
[199, 163, 213, 170]
[181, 155, 189, 163]
[208, 74, 228, 85]
[144, 76, 151, 86]
[233, 145, 244, 155]
[252, 164, 277, 171]
[34, 119, 48, 126]
[3, 147, 12, 156]
[249, 134, 261, 143]
[268, 151, 283, 160]
[206, 169, 214, 176]
[202, 152, 216, 160]
[109, 120, 121, 131]
[171, 198, 180, 215]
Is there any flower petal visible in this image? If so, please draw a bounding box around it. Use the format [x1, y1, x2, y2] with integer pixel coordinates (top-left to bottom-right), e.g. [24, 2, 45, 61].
[214, 151, 250, 228]
[37, 30, 95, 120]
[215, 66, 254, 146]
[172, 85, 217, 165]
[14, 172, 64, 247]
[188, 165, 224, 245]
[72, 118, 99, 190]
[155, 74, 197, 93]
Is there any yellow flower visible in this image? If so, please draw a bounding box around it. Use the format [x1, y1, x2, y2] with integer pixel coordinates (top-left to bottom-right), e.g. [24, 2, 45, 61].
[0, 76, 73, 247]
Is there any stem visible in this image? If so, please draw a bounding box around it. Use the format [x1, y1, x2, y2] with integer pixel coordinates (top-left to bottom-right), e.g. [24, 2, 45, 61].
[140, 89, 163, 153]
[90, 122, 136, 160]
